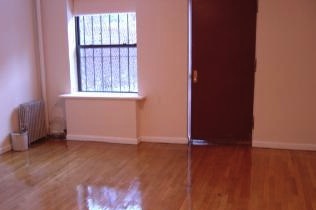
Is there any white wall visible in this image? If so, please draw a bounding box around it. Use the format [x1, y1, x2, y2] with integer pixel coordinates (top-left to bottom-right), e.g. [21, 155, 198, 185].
[254, 0, 316, 150]
[0, 0, 42, 153]
[41, 0, 188, 143]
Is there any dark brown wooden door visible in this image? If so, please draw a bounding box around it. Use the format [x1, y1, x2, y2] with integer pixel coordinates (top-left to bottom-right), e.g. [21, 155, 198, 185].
[191, 0, 257, 143]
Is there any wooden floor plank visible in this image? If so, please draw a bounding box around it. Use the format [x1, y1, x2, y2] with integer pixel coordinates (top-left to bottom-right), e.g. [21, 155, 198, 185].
[0, 139, 315, 210]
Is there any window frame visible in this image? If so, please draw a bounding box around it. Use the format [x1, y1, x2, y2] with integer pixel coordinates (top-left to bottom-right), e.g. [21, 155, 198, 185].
[74, 14, 138, 93]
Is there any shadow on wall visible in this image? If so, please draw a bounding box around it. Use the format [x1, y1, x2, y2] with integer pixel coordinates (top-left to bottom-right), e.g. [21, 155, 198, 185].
[49, 98, 66, 135]
[10, 107, 19, 133]
[0, 106, 20, 152]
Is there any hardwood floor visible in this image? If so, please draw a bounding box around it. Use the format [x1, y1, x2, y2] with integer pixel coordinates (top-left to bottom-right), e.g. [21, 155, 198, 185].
[0, 139, 315, 210]
[189, 145, 316, 210]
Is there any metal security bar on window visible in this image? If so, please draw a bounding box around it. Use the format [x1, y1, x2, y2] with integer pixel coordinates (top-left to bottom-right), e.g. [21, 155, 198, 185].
[75, 13, 138, 93]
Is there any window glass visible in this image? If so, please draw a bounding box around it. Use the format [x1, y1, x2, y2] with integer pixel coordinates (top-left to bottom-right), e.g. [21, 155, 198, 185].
[76, 13, 138, 93]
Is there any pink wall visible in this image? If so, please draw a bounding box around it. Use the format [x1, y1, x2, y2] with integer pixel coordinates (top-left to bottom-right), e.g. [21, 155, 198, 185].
[41, 0, 72, 134]
[41, 0, 316, 148]
[42, 0, 188, 143]
[137, 0, 188, 141]
[0, 0, 314, 152]
[74, 0, 136, 14]
[0, 0, 42, 153]
[254, 0, 316, 149]
[64, 97, 139, 144]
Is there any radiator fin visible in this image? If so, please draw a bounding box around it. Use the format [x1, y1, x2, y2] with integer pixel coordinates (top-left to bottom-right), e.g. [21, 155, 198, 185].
[19, 100, 47, 144]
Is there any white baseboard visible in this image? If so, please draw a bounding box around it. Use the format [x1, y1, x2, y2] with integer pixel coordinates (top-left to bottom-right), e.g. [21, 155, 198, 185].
[139, 136, 188, 144]
[0, 145, 12, 154]
[253, 140, 316, 151]
[67, 134, 139, 145]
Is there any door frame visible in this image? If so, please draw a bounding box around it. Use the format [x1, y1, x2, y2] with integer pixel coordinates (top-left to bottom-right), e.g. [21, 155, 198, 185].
[188, 0, 193, 144]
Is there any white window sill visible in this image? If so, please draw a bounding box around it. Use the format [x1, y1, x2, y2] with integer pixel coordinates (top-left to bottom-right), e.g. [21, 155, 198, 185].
[60, 92, 145, 101]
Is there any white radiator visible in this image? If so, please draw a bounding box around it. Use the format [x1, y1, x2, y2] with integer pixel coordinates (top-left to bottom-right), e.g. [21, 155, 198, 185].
[19, 100, 47, 144]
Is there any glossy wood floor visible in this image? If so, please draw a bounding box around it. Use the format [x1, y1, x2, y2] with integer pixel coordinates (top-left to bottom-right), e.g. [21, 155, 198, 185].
[0, 139, 315, 210]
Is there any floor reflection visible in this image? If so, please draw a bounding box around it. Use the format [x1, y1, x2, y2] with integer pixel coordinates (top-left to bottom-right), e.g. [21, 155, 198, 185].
[77, 180, 142, 210]
[2, 140, 313, 210]
[189, 144, 252, 210]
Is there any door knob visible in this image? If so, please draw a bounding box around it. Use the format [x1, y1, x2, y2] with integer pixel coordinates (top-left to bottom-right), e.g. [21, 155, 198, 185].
[193, 70, 198, 83]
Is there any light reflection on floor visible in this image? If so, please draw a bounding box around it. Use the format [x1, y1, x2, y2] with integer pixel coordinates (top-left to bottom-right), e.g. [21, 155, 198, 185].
[77, 179, 142, 210]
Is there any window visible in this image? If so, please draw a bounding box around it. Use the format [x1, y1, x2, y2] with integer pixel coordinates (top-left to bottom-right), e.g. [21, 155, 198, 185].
[75, 13, 137, 93]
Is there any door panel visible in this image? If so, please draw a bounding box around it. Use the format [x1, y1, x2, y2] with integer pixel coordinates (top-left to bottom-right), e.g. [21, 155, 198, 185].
[191, 0, 257, 143]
